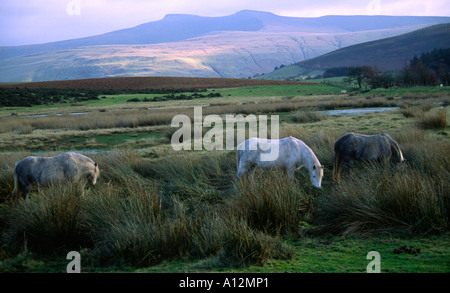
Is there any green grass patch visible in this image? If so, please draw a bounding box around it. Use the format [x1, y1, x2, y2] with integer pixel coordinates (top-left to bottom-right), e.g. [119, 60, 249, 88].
[219, 84, 343, 97]
[3, 235, 447, 273]
[47, 131, 165, 151]
[368, 86, 450, 96]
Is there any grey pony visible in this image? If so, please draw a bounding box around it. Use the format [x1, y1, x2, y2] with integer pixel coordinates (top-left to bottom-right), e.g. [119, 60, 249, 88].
[333, 133, 404, 182]
[12, 152, 99, 200]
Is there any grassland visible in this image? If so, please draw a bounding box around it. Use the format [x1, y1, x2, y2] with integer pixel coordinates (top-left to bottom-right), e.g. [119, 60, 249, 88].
[0, 81, 449, 274]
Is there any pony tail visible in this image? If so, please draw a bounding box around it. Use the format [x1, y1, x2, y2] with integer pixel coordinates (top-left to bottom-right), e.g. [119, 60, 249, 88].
[394, 142, 404, 162]
[386, 136, 404, 162]
[333, 150, 341, 182]
[12, 168, 20, 200]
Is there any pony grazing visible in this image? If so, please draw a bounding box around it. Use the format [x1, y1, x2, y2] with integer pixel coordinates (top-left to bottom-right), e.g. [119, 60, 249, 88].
[12, 152, 100, 200]
[236, 136, 324, 188]
[333, 132, 405, 182]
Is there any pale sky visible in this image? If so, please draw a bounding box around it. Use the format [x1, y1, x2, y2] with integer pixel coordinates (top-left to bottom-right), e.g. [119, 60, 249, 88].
[1, 0, 449, 46]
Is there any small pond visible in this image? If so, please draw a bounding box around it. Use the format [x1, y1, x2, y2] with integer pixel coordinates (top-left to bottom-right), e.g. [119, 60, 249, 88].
[320, 107, 399, 116]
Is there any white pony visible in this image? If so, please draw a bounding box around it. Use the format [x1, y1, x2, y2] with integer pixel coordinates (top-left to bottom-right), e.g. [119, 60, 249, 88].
[236, 136, 324, 188]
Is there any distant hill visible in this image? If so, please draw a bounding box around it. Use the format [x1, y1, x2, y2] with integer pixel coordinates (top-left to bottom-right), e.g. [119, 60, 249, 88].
[1, 10, 449, 82]
[259, 23, 450, 80]
[0, 76, 311, 90]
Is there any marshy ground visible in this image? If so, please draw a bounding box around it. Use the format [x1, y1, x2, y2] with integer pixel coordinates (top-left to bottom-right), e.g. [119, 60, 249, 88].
[0, 83, 448, 273]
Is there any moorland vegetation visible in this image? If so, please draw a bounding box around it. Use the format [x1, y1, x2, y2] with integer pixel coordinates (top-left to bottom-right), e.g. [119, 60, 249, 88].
[0, 81, 448, 273]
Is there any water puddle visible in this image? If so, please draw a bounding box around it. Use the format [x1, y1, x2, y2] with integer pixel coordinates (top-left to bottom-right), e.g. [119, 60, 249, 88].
[321, 107, 398, 116]
[25, 112, 89, 118]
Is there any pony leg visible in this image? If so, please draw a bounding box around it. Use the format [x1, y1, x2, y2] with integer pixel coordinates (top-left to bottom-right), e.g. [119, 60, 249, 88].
[345, 160, 354, 173]
[17, 176, 32, 200]
[236, 166, 247, 181]
[333, 168, 340, 182]
[286, 167, 295, 180]
[20, 184, 31, 200]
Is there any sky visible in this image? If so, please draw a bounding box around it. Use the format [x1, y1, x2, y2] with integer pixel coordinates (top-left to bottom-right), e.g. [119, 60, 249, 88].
[1, 0, 449, 46]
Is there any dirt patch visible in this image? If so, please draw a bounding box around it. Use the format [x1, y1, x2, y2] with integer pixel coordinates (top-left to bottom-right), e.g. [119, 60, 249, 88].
[394, 245, 422, 255]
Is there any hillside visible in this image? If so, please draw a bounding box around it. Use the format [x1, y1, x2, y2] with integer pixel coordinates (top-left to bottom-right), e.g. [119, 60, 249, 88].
[0, 11, 449, 82]
[0, 76, 312, 90]
[2, 11, 448, 60]
[258, 23, 450, 80]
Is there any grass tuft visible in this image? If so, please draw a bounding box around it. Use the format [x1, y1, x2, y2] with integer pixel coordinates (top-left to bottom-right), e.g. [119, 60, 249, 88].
[418, 109, 447, 130]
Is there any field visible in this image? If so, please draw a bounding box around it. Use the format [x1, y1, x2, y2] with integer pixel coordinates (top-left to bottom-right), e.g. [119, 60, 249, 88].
[0, 78, 449, 275]
[0, 76, 312, 90]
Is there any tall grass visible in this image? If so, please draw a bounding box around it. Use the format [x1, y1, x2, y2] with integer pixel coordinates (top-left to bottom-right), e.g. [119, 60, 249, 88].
[131, 151, 236, 199]
[217, 218, 293, 267]
[0, 152, 31, 202]
[317, 165, 448, 235]
[81, 178, 216, 267]
[291, 111, 327, 123]
[3, 184, 89, 254]
[0, 102, 448, 269]
[1, 150, 298, 268]
[317, 127, 449, 235]
[0, 91, 416, 134]
[418, 109, 447, 130]
[229, 171, 316, 235]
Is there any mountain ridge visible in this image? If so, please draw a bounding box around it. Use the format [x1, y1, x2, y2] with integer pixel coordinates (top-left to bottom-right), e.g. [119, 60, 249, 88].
[297, 22, 450, 71]
[256, 22, 450, 81]
[1, 10, 449, 82]
[2, 10, 449, 59]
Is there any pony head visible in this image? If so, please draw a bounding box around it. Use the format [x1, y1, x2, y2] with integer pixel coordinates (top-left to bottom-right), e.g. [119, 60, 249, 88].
[311, 164, 324, 188]
[87, 162, 100, 185]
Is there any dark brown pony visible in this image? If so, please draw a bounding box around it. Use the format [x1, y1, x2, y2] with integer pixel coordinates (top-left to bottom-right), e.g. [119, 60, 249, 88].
[333, 133, 404, 182]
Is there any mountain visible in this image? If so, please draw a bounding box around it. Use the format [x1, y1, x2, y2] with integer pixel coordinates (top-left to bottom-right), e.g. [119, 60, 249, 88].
[296, 23, 450, 71]
[1, 10, 449, 82]
[0, 10, 266, 60]
[258, 23, 450, 80]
